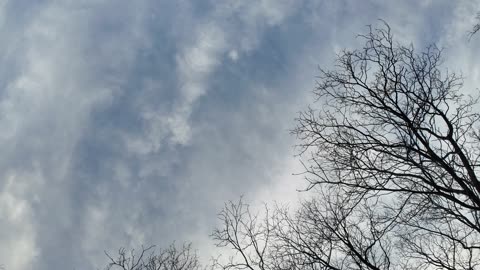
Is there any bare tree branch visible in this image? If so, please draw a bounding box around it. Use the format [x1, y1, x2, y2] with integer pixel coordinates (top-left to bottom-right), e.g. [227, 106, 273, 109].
[104, 243, 203, 270]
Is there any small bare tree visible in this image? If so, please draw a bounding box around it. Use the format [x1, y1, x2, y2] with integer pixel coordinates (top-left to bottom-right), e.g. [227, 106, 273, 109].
[213, 22, 480, 270]
[211, 198, 275, 270]
[104, 243, 202, 270]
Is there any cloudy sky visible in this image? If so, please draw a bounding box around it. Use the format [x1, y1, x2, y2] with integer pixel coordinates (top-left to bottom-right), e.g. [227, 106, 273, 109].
[0, 1, 479, 269]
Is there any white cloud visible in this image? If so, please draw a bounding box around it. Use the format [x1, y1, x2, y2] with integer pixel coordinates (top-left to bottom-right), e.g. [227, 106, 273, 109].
[133, 0, 301, 153]
[0, 1, 149, 269]
[228, 49, 239, 61]
[0, 173, 38, 270]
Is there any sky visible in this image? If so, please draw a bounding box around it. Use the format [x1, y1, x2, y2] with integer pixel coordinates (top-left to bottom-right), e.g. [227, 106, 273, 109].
[0, 1, 479, 269]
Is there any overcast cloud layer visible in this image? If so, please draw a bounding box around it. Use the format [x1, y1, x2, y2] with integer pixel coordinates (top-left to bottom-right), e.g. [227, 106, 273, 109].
[0, 1, 479, 269]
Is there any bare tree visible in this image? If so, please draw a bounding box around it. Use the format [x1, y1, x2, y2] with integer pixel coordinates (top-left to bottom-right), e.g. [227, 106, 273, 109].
[213, 191, 396, 270]
[293, 21, 480, 269]
[211, 198, 275, 270]
[213, 22, 480, 270]
[104, 243, 203, 270]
